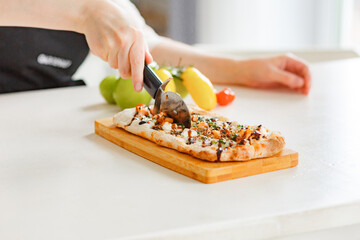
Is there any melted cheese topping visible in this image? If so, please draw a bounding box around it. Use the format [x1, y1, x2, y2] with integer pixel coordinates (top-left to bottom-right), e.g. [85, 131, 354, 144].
[125, 106, 270, 148]
[162, 122, 172, 133]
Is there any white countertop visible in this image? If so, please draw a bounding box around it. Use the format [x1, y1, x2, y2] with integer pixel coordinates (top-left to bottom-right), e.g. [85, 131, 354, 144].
[1, 59, 360, 240]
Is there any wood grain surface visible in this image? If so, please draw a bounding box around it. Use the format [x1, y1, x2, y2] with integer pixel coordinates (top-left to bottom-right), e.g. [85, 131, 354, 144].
[95, 118, 298, 183]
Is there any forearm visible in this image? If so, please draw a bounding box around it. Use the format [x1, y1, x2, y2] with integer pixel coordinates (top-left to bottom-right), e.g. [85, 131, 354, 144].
[0, 0, 88, 32]
[150, 37, 247, 85]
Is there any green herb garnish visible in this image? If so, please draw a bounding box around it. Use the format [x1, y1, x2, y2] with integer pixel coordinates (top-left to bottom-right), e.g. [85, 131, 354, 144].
[208, 122, 218, 129]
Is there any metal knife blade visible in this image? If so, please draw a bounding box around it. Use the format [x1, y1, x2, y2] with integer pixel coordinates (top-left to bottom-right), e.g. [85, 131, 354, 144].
[143, 64, 191, 128]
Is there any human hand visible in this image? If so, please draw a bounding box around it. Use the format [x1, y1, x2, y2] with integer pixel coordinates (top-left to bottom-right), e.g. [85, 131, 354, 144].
[238, 54, 311, 95]
[79, 0, 152, 92]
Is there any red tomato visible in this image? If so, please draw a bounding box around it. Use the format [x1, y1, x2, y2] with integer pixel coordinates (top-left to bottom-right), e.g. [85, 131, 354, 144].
[216, 88, 235, 106]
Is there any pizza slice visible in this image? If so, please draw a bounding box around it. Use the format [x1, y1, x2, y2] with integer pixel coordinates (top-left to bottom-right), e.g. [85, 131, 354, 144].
[113, 104, 285, 162]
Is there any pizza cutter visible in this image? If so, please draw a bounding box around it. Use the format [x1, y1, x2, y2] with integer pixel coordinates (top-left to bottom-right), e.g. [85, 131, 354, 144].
[143, 64, 191, 128]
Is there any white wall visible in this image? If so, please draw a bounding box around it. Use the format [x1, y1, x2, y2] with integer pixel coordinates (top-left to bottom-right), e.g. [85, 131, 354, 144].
[195, 0, 342, 49]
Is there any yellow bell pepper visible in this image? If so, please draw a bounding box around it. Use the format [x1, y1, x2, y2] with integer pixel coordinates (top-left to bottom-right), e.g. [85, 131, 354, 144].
[181, 67, 217, 110]
[154, 69, 176, 93]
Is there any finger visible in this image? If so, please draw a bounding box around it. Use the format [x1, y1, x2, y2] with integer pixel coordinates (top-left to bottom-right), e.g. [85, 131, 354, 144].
[145, 50, 153, 64]
[129, 35, 146, 92]
[144, 42, 153, 64]
[108, 49, 119, 70]
[254, 82, 284, 89]
[270, 68, 304, 89]
[117, 54, 131, 79]
[117, 44, 132, 79]
[284, 56, 312, 95]
[249, 81, 284, 89]
[302, 68, 312, 95]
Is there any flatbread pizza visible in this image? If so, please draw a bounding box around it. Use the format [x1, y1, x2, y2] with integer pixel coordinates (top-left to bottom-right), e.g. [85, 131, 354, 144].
[113, 104, 285, 162]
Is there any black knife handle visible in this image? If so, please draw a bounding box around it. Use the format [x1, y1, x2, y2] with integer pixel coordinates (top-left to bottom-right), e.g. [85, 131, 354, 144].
[143, 64, 162, 99]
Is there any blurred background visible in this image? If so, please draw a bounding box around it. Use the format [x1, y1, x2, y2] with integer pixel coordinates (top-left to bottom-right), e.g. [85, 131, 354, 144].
[75, 0, 360, 85]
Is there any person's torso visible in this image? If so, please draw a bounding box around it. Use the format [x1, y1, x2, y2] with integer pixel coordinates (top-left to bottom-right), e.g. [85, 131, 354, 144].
[0, 27, 89, 93]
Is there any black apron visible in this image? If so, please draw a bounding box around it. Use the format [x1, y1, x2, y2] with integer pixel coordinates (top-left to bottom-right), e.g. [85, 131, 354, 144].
[0, 27, 89, 93]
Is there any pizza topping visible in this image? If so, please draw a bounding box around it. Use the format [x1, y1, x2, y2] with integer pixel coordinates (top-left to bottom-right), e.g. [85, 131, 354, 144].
[171, 123, 184, 133]
[153, 112, 167, 125]
[164, 117, 173, 124]
[216, 147, 223, 161]
[244, 129, 253, 139]
[198, 122, 208, 129]
[179, 129, 197, 145]
[238, 139, 247, 145]
[231, 134, 238, 141]
[212, 130, 221, 139]
[216, 138, 230, 161]
[128, 107, 269, 147]
[187, 138, 196, 145]
[139, 108, 149, 116]
[152, 125, 161, 130]
[126, 116, 138, 127]
[201, 136, 211, 147]
[251, 130, 262, 140]
[207, 121, 218, 130]
[162, 122, 172, 133]
[135, 104, 150, 116]
[135, 103, 146, 109]
[181, 129, 197, 139]
[191, 115, 198, 122]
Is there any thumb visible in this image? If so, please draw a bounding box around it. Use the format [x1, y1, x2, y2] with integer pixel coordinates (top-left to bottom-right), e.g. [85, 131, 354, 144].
[270, 69, 304, 89]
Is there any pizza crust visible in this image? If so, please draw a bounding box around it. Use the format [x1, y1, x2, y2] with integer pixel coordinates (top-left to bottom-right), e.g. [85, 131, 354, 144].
[113, 107, 285, 162]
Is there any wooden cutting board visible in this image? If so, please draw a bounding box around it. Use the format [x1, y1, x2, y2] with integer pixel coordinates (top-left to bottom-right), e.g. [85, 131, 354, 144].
[95, 118, 298, 184]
